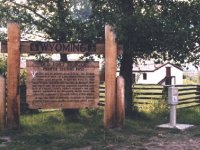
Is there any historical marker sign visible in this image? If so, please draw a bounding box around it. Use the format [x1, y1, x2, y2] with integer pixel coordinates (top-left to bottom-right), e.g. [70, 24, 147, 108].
[1, 41, 123, 55]
[26, 61, 99, 109]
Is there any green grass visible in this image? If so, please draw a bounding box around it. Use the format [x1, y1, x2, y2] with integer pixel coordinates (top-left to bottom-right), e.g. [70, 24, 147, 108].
[0, 110, 105, 149]
[1, 107, 200, 150]
[183, 79, 197, 85]
[1, 80, 200, 149]
[133, 85, 167, 112]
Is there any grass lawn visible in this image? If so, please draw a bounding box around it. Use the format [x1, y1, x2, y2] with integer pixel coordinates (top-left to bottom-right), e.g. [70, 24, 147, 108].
[1, 107, 200, 150]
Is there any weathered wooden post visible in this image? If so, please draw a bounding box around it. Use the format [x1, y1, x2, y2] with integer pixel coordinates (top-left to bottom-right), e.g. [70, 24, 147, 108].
[0, 76, 6, 130]
[104, 25, 117, 128]
[7, 22, 20, 129]
[116, 76, 125, 128]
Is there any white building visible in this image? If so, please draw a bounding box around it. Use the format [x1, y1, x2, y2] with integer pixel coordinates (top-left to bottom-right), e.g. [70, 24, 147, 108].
[132, 62, 183, 85]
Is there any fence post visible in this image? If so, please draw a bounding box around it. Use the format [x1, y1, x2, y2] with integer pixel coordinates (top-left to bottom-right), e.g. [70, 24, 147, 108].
[116, 76, 125, 128]
[7, 22, 20, 129]
[104, 25, 117, 128]
[0, 76, 6, 130]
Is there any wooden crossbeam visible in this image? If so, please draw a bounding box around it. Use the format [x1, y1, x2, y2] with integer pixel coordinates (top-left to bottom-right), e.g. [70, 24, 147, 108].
[0, 41, 123, 55]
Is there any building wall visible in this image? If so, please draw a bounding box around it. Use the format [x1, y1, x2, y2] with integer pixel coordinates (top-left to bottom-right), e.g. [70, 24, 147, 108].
[170, 65, 183, 85]
[133, 64, 183, 85]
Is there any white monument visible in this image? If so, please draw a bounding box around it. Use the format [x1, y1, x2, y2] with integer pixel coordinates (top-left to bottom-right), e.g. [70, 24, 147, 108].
[157, 86, 194, 130]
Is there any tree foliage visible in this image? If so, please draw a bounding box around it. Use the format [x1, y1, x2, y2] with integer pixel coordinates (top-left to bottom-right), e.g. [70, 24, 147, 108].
[90, 0, 200, 64]
[1, 0, 200, 63]
[89, 0, 200, 114]
[0, 0, 99, 42]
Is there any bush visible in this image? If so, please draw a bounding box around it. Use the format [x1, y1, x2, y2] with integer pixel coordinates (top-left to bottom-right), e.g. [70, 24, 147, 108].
[0, 55, 7, 75]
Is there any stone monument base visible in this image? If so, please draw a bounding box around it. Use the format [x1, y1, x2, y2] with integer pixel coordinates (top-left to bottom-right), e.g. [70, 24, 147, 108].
[157, 123, 194, 131]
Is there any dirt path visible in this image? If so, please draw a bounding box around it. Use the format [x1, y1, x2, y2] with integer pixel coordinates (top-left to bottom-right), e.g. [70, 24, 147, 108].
[0, 137, 11, 148]
[144, 136, 200, 150]
[117, 127, 200, 150]
[140, 127, 200, 150]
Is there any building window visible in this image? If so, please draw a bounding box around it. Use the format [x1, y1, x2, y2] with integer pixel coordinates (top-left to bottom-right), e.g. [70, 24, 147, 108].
[143, 73, 147, 80]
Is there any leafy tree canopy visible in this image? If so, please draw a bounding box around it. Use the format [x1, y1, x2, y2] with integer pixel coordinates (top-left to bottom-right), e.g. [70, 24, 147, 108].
[91, 0, 200, 65]
[1, 0, 200, 65]
[89, 0, 200, 114]
[0, 0, 100, 42]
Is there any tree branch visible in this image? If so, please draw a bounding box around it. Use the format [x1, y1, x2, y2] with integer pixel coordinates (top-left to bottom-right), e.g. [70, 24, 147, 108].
[9, 1, 55, 28]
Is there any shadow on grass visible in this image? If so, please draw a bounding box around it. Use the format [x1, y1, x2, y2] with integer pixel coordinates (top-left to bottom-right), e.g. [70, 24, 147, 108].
[177, 107, 200, 125]
[1, 107, 200, 149]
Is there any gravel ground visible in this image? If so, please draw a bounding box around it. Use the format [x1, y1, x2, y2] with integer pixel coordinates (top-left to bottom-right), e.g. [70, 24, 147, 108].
[144, 136, 200, 150]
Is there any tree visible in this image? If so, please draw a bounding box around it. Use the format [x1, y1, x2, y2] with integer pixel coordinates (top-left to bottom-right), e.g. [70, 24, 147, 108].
[0, 0, 97, 41]
[90, 0, 200, 115]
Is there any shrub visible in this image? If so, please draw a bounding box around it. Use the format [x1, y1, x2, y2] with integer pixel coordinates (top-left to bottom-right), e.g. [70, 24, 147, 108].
[0, 55, 7, 75]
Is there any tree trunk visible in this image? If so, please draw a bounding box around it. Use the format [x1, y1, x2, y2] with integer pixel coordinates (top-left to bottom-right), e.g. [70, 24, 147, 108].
[60, 54, 68, 62]
[120, 51, 133, 116]
[117, 0, 134, 116]
[56, 0, 79, 119]
[60, 53, 79, 120]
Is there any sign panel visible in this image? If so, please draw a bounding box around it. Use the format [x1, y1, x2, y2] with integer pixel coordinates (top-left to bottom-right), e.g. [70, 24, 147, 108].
[26, 61, 99, 109]
[168, 86, 179, 105]
[1, 41, 123, 55]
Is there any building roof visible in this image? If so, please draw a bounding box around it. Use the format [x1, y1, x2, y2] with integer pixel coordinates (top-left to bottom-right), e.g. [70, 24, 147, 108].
[132, 62, 183, 72]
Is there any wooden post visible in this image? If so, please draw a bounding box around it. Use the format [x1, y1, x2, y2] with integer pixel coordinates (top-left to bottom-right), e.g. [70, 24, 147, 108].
[104, 25, 117, 128]
[7, 22, 20, 129]
[0, 76, 6, 130]
[116, 76, 125, 128]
